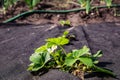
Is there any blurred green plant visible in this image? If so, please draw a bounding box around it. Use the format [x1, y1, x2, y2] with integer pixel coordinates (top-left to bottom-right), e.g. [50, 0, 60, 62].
[77, 0, 91, 14]
[105, 0, 112, 8]
[2, 0, 113, 15]
[3, 0, 41, 12]
[77, 0, 112, 14]
[24, 0, 41, 9]
[3, 0, 18, 13]
[28, 31, 115, 79]
[59, 20, 71, 26]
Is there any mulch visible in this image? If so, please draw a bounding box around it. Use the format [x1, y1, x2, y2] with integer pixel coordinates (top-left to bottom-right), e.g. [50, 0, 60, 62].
[0, 22, 120, 80]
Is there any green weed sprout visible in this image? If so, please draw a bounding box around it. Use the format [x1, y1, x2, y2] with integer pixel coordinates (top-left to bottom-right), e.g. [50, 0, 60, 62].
[59, 20, 71, 26]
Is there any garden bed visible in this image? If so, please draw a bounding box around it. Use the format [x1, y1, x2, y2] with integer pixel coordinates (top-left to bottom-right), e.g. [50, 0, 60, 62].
[0, 0, 120, 26]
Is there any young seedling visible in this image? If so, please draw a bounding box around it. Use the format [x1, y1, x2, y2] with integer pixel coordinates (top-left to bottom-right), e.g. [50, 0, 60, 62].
[59, 20, 71, 27]
[28, 31, 115, 80]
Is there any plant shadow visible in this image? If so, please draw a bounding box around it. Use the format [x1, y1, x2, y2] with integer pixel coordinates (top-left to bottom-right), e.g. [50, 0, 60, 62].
[96, 62, 113, 67]
[84, 62, 119, 79]
[30, 68, 49, 76]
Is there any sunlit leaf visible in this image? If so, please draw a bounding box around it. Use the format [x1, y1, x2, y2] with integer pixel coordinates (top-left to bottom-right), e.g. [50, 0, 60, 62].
[63, 31, 69, 36]
[27, 63, 34, 71]
[63, 30, 69, 37]
[35, 45, 47, 53]
[59, 20, 65, 26]
[46, 37, 69, 45]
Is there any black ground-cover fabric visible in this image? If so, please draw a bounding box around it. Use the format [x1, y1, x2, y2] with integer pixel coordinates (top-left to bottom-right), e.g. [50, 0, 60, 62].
[82, 22, 120, 80]
[0, 22, 120, 80]
[0, 24, 87, 80]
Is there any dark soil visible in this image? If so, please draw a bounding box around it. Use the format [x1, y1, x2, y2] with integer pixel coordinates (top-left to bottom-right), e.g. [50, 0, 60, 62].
[0, 0, 120, 26]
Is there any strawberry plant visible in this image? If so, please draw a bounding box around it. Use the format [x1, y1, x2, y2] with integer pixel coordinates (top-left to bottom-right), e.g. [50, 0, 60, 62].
[28, 31, 115, 79]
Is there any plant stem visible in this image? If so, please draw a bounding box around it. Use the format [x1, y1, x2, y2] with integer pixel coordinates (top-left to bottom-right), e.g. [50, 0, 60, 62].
[59, 45, 67, 55]
[93, 65, 116, 77]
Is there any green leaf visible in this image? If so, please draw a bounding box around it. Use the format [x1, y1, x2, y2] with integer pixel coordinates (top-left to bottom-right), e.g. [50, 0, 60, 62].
[79, 56, 93, 67]
[46, 37, 69, 46]
[65, 20, 71, 25]
[29, 52, 51, 71]
[24, 0, 32, 9]
[3, 0, 18, 10]
[27, 63, 42, 71]
[24, 0, 32, 5]
[41, 52, 51, 63]
[65, 46, 91, 66]
[30, 53, 42, 64]
[46, 42, 54, 48]
[65, 58, 77, 66]
[93, 50, 103, 58]
[32, 0, 40, 7]
[105, 0, 112, 7]
[77, 0, 86, 7]
[71, 46, 90, 58]
[65, 53, 76, 66]
[24, 0, 41, 9]
[27, 63, 34, 71]
[59, 20, 71, 26]
[92, 50, 103, 64]
[86, 0, 91, 14]
[93, 60, 99, 64]
[59, 20, 65, 26]
[62, 30, 69, 37]
[35, 45, 47, 53]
